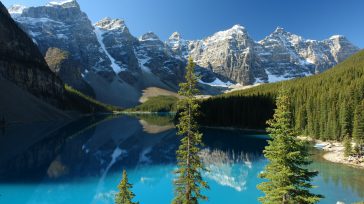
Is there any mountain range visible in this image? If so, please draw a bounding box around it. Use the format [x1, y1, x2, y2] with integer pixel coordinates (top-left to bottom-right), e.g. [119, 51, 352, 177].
[7, 0, 360, 108]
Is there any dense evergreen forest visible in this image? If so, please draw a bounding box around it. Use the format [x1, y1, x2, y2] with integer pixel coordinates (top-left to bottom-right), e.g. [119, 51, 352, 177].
[126, 95, 178, 113]
[199, 49, 364, 141]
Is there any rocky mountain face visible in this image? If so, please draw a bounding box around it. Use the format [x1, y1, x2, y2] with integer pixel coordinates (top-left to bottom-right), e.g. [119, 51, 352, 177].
[0, 1, 71, 123]
[10, 1, 186, 107]
[44, 47, 95, 97]
[94, 18, 139, 83]
[183, 26, 360, 85]
[8, 0, 360, 107]
[92, 18, 187, 106]
[166, 32, 189, 58]
[10, 1, 117, 94]
[256, 27, 360, 80]
[187, 25, 266, 84]
[0, 2, 65, 103]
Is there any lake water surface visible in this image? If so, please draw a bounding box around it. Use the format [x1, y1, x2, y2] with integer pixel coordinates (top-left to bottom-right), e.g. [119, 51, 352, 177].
[0, 114, 363, 204]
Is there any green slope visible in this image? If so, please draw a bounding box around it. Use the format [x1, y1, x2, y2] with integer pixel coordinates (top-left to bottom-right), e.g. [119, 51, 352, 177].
[65, 84, 122, 113]
[126, 95, 178, 113]
[199, 49, 364, 141]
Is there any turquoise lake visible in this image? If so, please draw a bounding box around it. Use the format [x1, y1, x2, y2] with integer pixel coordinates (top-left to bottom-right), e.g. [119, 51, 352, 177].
[0, 114, 363, 204]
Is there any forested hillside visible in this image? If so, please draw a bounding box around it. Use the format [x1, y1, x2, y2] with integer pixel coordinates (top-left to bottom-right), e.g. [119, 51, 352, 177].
[199, 49, 364, 141]
[126, 95, 178, 113]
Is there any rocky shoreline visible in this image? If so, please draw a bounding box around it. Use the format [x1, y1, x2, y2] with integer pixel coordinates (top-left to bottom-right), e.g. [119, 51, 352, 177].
[299, 136, 364, 169]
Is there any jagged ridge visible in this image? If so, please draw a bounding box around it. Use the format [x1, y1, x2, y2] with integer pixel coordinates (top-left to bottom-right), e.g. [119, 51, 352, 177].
[8, 0, 360, 107]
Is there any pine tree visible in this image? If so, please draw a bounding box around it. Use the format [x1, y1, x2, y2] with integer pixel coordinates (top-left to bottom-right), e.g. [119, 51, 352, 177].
[353, 100, 364, 155]
[173, 57, 209, 204]
[198, 50, 364, 141]
[343, 134, 352, 157]
[340, 100, 353, 140]
[115, 170, 138, 204]
[257, 89, 322, 204]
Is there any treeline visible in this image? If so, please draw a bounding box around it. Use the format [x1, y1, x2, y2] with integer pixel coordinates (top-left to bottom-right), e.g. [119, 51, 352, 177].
[199, 49, 364, 141]
[65, 84, 123, 113]
[199, 94, 275, 129]
[126, 95, 178, 113]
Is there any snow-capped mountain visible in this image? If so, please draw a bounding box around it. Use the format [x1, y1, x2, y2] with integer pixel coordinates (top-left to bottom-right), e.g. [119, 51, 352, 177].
[179, 25, 360, 84]
[188, 25, 266, 84]
[9, 0, 185, 107]
[10, 0, 114, 98]
[166, 32, 189, 58]
[8, 0, 360, 107]
[257, 27, 359, 79]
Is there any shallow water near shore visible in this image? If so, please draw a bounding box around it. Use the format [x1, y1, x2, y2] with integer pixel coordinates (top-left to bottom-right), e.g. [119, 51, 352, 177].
[0, 114, 363, 204]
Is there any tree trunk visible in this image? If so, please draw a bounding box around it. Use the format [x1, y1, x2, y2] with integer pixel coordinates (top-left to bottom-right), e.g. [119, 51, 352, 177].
[186, 102, 191, 203]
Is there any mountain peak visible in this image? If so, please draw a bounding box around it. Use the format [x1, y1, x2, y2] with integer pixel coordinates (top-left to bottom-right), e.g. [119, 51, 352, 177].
[268, 26, 304, 41]
[231, 24, 246, 31]
[8, 4, 27, 15]
[95, 18, 127, 32]
[224, 24, 248, 35]
[221, 24, 247, 34]
[261, 26, 305, 46]
[46, 0, 79, 8]
[140, 32, 160, 41]
[206, 24, 248, 42]
[274, 26, 285, 33]
[169, 32, 182, 40]
[329, 35, 345, 40]
[167, 31, 189, 57]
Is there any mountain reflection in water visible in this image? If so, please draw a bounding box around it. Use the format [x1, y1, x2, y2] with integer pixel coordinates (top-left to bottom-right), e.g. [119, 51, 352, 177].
[0, 114, 363, 204]
[200, 149, 265, 191]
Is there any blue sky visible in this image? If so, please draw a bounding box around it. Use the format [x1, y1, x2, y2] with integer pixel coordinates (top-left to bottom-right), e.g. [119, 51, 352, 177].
[3, 0, 364, 47]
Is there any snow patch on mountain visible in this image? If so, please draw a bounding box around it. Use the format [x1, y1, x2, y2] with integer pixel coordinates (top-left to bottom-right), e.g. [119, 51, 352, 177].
[266, 71, 293, 83]
[329, 35, 344, 40]
[56, 33, 68, 40]
[207, 24, 247, 42]
[136, 53, 152, 73]
[95, 18, 127, 32]
[167, 32, 183, 49]
[94, 27, 125, 73]
[166, 32, 189, 58]
[14, 16, 64, 26]
[8, 4, 26, 15]
[47, 0, 76, 6]
[199, 78, 234, 87]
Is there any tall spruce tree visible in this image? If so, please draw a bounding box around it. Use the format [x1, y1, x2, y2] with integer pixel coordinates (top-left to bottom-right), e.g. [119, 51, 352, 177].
[115, 170, 138, 204]
[173, 57, 209, 204]
[353, 100, 364, 155]
[343, 134, 353, 157]
[257, 89, 322, 204]
[340, 100, 353, 140]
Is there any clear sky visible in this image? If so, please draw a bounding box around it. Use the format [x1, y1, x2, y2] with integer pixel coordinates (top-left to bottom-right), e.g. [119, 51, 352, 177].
[3, 0, 364, 48]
